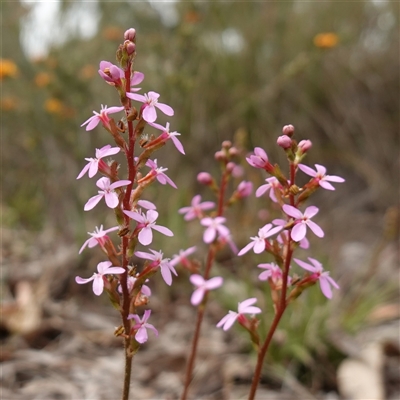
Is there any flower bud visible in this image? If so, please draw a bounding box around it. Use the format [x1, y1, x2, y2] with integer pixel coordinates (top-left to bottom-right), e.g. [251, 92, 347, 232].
[125, 41, 136, 55]
[277, 135, 292, 149]
[214, 150, 226, 161]
[124, 28, 136, 41]
[197, 172, 213, 185]
[298, 139, 312, 154]
[222, 140, 232, 149]
[236, 181, 253, 198]
[228, 146, 240, 157]
[226, 162, 236, 173]
[282, 124, 295, 137]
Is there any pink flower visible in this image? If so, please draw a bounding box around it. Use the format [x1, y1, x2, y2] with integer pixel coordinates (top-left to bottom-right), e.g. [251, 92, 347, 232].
[298, 164, 345, 191]
[294, 257, 339, 299]
[216, 298, 261, 331]
[149, 121, 185, 154]
[178, 195, 215, 221]
[235, 181, 253, 199]
[79, 224, 119, 254]
[75, 261, 125, 296]
[81, 105, 125, 131]
[272, 218, 309, 249]
[238, 223, 283, 255]
[169, 246, 197, 268]
[126, 91, 174, 123]
[98, 61, 124, 85]
[118, 276, 151, 297]
[246, 147, 273, 172]
[123, 209, 173, 246]
[128, 310, 158, 343]
[135, 249, 177, 286]
[189, 274, 223, 306]
[257, 263, 291, 286]
[144, 159, 177, 188]
[77, 145, 120, 179]
[200, 216, 230, 244]
[84, 177, 131, 211]
[256, 177, 282, 203]
[282, 205, 324, 242]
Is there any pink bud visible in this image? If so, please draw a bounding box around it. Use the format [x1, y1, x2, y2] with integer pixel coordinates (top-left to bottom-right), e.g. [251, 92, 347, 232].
[124, 28, 136, 41]
[298, 140, 312, 154]
[197, 172, 213, 185]
[277, 135, 292, 149]
[125, 41, 136, 55]
[226, 162, 236, 173]
[228, 147, 239, 157]
[282, 124, 295, 137]
[222, 140, 232, 149]
[214, 150, 226, 161]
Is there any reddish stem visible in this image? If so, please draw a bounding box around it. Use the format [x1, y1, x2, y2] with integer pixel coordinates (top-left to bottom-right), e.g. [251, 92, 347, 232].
[181, 167, 227, 399]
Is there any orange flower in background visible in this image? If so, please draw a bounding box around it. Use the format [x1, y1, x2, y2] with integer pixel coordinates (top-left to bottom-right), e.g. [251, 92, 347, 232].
[313, 32, 339, 49]
[80, 64, 96, 79]
[34, 72, 52, 87]
[0, 59, 19, 79]
[1, 96, 17, 111]
[102, 26, 123, 41]
[44, 98, 64, 115]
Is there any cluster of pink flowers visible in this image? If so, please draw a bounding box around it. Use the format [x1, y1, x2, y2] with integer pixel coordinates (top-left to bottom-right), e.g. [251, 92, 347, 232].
[75, 28, 187, 345]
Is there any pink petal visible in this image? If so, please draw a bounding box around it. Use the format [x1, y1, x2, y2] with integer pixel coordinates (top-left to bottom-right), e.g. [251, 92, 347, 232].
[106, 106, 125, 114]
[126, 92, 146, 102]
[319, 181, 336, 190]
[104, 192, 119, 208]
[85, 116, 101, 131]
[191, 288, 205, 306]
[75, 276, 94, 285]
[203, 227, 216, 243]
[88, 161, 99, 178]
[160, 266, 172, 286]
[96, 261, 113, 273]
[84, 194, 104, 211]
[238, 241, 255, 256]
[78, 238, 92, 254]
[104, 267, 125, 275]
[325, 175, 345, 183]
[326, 274, 340, 289]
[319, 277, 332, 299]
[170, 136, 185, 154]
[143, 106, 157, 123]
[152, 225, 174, 237]
[253, 239, 266, 254]
[291, 223, 306, 242]
[156, 102, 174, 116]
[131, 71, 144, 86]
[135, 326, 148, 343]
[243, 306, 262, 314]
[110, 180, 131, 190]
[138, 227, 153, 246]
[99, 146, 120, 157]
[189, 274, 205, 286]
[217, 313, 238, 331]
[304, 206, 319, 219]
[92, 275, 104, 296]
[204, 276, 223, 290]
[77, 163, 91, 179]
[238, 298, 258, 311]
[293, 258, 316, 272]
[298, 163, 317, 177]
[255, 184, 270, 197]
[314, 164, 327, 175]
[307, 220, 324, 238]
[283, 204, 303, 219]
